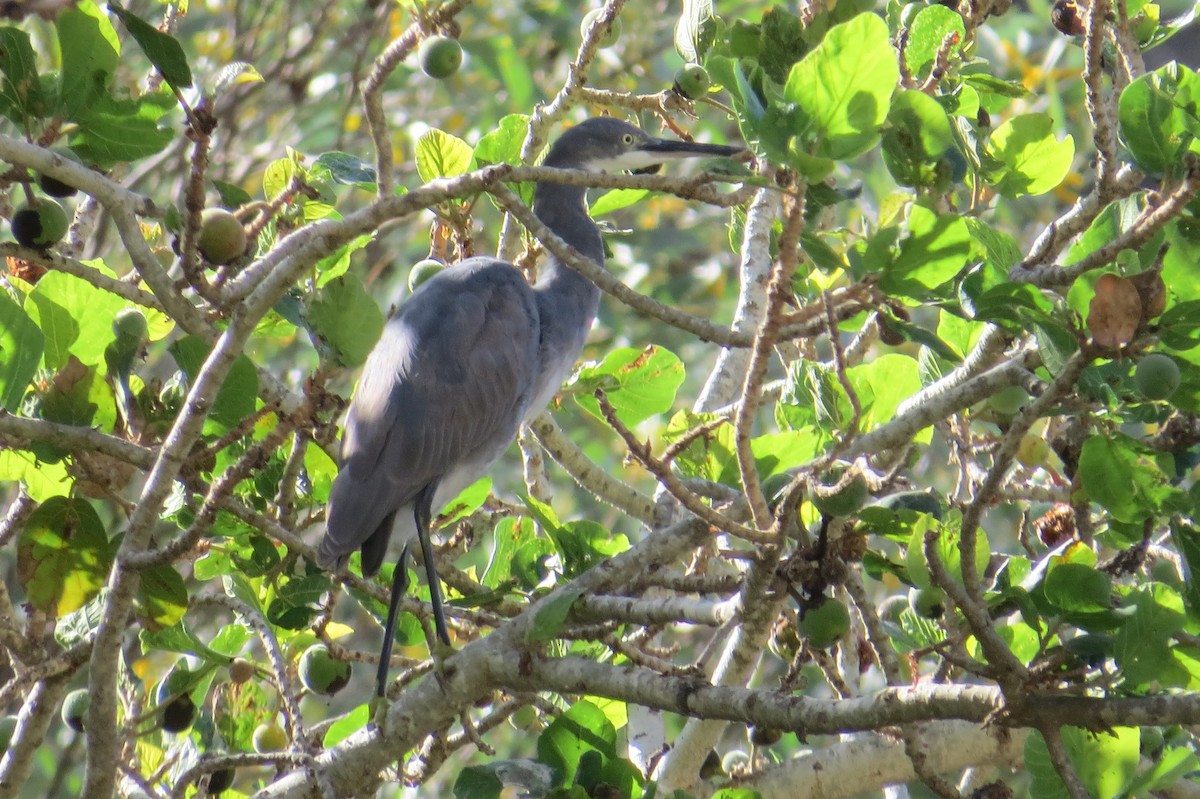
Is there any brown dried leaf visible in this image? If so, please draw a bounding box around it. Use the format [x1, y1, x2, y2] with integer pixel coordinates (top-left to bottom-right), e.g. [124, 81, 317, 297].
[1129, 270, 1167, 321]
[1087, 273, 1142, 347]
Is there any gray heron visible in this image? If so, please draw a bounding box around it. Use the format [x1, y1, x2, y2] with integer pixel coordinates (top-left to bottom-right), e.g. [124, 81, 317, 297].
[317, 116, 742, 696]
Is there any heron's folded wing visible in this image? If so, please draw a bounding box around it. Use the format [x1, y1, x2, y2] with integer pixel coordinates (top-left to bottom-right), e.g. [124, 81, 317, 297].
[322, 263, 540, 562]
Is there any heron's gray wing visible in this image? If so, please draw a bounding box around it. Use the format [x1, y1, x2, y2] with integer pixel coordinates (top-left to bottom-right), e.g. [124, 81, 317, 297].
[319, 261, 540, 571]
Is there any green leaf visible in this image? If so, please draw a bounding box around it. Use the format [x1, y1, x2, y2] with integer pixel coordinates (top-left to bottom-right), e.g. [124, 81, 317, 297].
[1117, 63, 1200, 176]
[847, 352, 925, 432]
[783, 13, 898, 160]
[712, 790, 765, 799]
[305, 273, 385, 367]
[439, 477, 492, 526]
[135, 563, 188, 630]
[453, 766, 504, 799]
[323, 703, 370, 748]
[68, 91, 174, 166]
[482, 516, 535, 587]
[1114, 586, 1187, 687]
[589, 188, 650, 217]
[168, 335, 260, 433]
[882, 205, 971, 295]
[0, 27, 44, 120]
[757, 7, 808, 85]
[27, 270, 127, 370]
[1042, 563, 1111, 613]
[0, 450, 71, 501]
[904, 5, 965, 80]
[266, 574, 331, 630]
[1122, 745, 1200, 798]
[16, 496, 112, 616]
[1078, 434, 1177, 522]
[537, 700, 617, 786]
[1169, 520, 1200, 615]
[312, 151, 377, 185]
[473, 114, 530, 167]
[0, 292, 44, 411]
[528, 584, 585, 643]
[905, 510, 990, 591]
[986, 113, 1075, 197]
[57, 0, 120, 120]
[108, 2, 193, 88]
[1027, 728, 1139, 799]
[572, 345, 685, 428]
[263, 156, 298, 199]
[140, 622, 227, 662]
[881, 90, 955, 188]
[416, 128, 473, 182]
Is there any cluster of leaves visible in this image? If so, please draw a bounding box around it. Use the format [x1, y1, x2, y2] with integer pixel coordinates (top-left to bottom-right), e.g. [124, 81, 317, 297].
[1, 0, 1200, 797]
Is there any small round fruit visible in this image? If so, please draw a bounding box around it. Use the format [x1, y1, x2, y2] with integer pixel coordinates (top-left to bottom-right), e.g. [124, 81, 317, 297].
[748, 726, 782, 746]
[37, 148, 83, 198]
[62, 689, 90, 733]
[112, 308, 148, 342]
[673, 63, 711, 100]
[987, 385, 1029, 416]
[207, 767, 235, 795]
[161, 695, 196, 733]
[0, 715, 17, 750]
[721, 749, 751, 774]
[580, 9, 622, 47]
[796, 599, 851, 649]
[419, 36, 463, 79]
[1051, 0, 1085, 35]
[1140, 726, 1165, 756]
[252, 721, 288, 753]
[908, 585, 946, 619]
[1134, 353, 1181, 401]
[509, 705, 538, 730]
[299, 644, 351, 696]
[228, 658, 256, 684]
[811, 470, 869, 517]
[11, 199, 69, 250]
[197, 208, 247, 266]
[408, 258, 445, 292]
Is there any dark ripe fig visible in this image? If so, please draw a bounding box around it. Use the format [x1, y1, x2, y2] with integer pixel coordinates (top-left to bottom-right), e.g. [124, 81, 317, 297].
[61, 689, 90, 732]
[1051, 0, 1085, 35]
[419, 35, 463, 79]
[161, 695, 196, 733]
[749, 726, 783, 746]
[673, 63, 712, 100]
[11, 199, 69, 250]
[37, 148, 83, 198]
[197, 208, 247, 265]
[207, 767, 235, 795]
[1134, 353, 1181, 401]
[878, 317, 906, 346]
[299, 644, 352, 695]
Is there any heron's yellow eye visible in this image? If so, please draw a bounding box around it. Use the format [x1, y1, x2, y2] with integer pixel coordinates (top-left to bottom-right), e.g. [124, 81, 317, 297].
[622, 133, 634, 145]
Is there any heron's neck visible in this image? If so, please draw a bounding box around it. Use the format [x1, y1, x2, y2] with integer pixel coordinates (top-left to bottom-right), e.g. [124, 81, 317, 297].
[531, 180, 602, 314]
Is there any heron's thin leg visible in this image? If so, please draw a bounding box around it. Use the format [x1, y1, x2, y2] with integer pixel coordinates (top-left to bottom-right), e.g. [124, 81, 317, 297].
[414, 482, 451, 645]
[376, 543, 410, 699]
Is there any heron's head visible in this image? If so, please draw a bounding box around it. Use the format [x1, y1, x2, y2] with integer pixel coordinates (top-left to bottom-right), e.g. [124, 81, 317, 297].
[544, 117, 743, 173]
